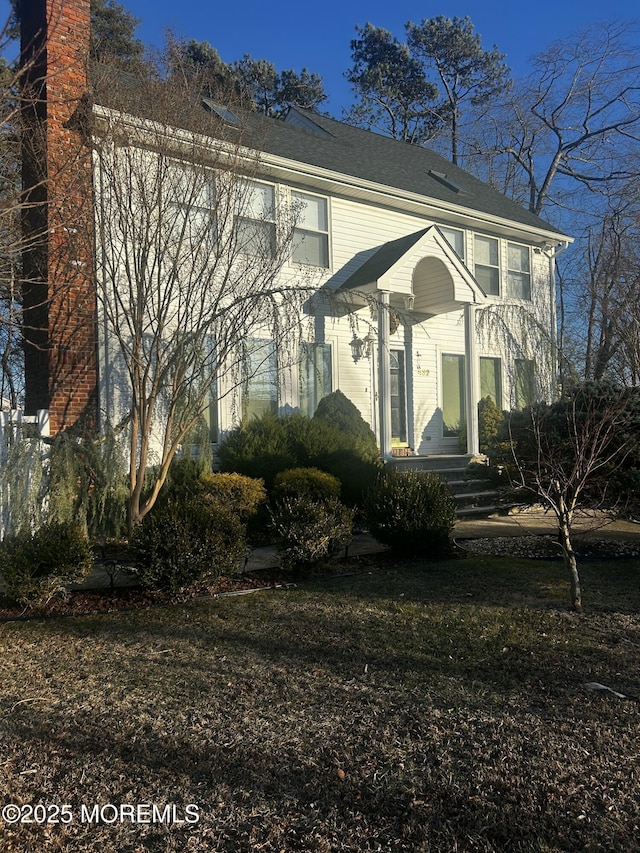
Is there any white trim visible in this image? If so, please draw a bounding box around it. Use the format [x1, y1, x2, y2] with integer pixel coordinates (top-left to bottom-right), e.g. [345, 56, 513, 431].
[92, 103, 573, 247]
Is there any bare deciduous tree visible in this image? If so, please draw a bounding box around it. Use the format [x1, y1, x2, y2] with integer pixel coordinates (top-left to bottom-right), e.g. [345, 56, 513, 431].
[502, 383, 639, 610]
[92, 70, 315, 530]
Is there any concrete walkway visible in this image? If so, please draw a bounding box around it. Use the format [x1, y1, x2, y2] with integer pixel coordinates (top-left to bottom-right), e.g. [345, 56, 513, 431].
[454, 507, 640, 542]
[81, 508, 640, 589]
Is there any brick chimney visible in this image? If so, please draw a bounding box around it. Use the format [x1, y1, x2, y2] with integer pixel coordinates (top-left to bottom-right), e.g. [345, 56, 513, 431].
[20, 0, 97, 433]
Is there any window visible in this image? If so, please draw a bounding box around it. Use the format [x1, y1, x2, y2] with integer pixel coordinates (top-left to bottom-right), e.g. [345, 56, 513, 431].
[514, 359, 535, 408]
[292, 191, 329, 267]
[442, 354, 466, 437]
[439, 226, 465, 259]
[203, 386, 219, 444]
[480, 357, 502, 408]
[507, 242, 531, 300]
[244, 339, 277, 418]
[166, 166, 214, 251]
[300, 342, 332, 417]
[474, 234, 500, 296]
[237, 181, 276, 257]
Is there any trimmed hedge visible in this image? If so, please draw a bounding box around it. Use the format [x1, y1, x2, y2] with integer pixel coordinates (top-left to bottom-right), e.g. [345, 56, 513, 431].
[365, 469, 455, 555]
[198, 472, 266, 520]
[272, 467, 341, 503]
[218, 396, 382, 506]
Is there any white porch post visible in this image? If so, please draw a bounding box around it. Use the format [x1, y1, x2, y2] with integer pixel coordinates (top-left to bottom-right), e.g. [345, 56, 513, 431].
[464, 303, 479, 456]
[377, 291, 392, 460]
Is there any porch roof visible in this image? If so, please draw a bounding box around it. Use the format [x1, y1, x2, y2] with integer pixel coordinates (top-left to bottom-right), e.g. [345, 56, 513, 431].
[337, 225, 486, 314]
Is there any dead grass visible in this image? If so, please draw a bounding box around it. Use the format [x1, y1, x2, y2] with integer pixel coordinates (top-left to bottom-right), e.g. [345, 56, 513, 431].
[0, 554, 639, 852]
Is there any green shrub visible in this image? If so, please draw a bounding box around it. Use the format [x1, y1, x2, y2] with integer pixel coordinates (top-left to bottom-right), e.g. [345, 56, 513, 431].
[283, 413, 382, 506]
[365, 469, 456, 555]
[162, 457, 203, 500]
[313, 390, 379, 462]
[272, 467, 341, 503]
[217, 395, 382, 509]
[198, 472, 266, 520]
[314, 449, 382, 508]
[131, 498, 245, 592]
[270, 496, 354, 572]
[217, 412, 296, 489]
[0, 522, 93, 608]
[478, 396, 504, 455]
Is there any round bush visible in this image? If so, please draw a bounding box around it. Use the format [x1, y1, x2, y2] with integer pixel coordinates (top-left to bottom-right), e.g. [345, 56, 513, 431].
[131, 498, 245, 592]
[270, 495, 354, 572]
[217, 413, 296, 489]
[198, 472, 266, 520]
[0, 522, 93, 608]
[365, 469, 456, 555]
[272, 467, 341, 503]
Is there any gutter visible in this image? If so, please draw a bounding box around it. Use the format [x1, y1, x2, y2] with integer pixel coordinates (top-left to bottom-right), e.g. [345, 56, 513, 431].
[91, 103, 572, 247]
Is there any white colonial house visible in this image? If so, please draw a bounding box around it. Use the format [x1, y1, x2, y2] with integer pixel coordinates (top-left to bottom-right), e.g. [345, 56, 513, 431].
[20, 0, 570, 462]
[144, 104, 568, 459]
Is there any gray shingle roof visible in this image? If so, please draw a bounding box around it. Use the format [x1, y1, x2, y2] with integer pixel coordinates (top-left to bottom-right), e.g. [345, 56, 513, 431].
[254, 108, 566, 236]
[90, 66, 566, 238]
[337, 229, 430, 291]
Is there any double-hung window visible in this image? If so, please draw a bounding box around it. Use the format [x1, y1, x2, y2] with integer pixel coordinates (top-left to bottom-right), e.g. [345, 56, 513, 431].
[439, 226, 465, 260]
[300, 342, 332, 416]
[166, 166, 214, 253]
[507, 242, 531, 300]
[244, 338, 278, 419]
[237, 181, 276, 258]
[474, 234, 500, 296]
[292, 191, 329, 268]
[480, 357, 502, 408]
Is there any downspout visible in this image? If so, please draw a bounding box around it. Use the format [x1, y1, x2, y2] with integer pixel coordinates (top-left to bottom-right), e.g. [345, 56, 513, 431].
[544, 240, 570, 398]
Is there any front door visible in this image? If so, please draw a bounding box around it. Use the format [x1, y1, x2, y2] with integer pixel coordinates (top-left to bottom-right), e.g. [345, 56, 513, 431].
[390, 349, 407, 444]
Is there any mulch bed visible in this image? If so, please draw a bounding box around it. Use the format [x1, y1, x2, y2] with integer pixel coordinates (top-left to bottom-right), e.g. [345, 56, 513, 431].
[0, 571, 284, 622]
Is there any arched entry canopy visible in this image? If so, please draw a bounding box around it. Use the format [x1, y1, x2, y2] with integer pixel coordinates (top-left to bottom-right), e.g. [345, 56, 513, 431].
[337, 225, 486, 316]
[336, 226, 487, 459]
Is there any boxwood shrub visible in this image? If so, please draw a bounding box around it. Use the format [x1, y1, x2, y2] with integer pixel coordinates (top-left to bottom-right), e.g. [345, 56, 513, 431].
[270, 495, 354, 573]
[131, 498, 245, 592]
[365, 469, 456, 555]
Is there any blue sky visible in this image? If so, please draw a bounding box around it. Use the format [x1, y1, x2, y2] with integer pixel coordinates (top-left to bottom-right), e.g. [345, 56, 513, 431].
[3, 0, 637, 114]
[121, 0, 638, 114]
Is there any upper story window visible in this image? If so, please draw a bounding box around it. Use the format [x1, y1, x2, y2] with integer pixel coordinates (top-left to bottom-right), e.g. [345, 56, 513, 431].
[507, 242, 531, 300]
[237, 180, 276, 258]
[291, 191, 329, 268]
[166, 165, 214, 250]
[439, 226, 465, 260]
[474, 234, 500, 296]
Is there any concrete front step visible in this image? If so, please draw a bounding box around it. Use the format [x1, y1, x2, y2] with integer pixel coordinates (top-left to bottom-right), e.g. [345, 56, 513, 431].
[456, 504, 502, 518]
[387, 455, 501, 518]
[388, 454, 473, 474]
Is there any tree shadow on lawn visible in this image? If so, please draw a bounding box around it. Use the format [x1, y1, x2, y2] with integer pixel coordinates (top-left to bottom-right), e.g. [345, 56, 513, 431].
[14, 572, 637, 713]
[2, 697, 632, 853]
[318, 551, 640, 615]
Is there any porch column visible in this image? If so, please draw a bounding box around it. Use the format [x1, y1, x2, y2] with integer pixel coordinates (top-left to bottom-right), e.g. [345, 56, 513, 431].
[377, 291, 392, 459]
[464, 303, 479, 455]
